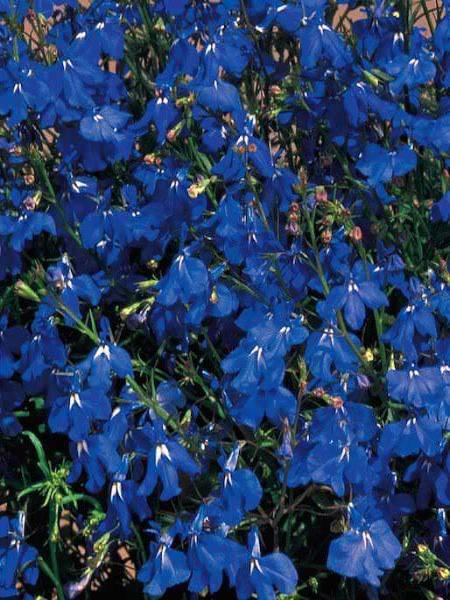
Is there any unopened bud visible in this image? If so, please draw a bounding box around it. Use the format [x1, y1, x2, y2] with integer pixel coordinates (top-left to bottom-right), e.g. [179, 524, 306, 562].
[362, 348, 374, 362]
[14, 280, 41, 302]
[321, 229, 332, 244]
[330, 396, 344, 409]
[23, 172, 35, 186]
[349, 226, 363, 242]
[416, 543, 429, 555]
[315, 186, 328, 203]
[166, 128, 178, 143]
[437, 567, 450, 580]
[285, 219, 301, 236]
[23, 191, 41, 211]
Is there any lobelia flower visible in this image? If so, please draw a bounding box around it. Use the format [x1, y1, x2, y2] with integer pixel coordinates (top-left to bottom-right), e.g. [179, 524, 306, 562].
[17, 315, 67, 391]
[46, 38, 105, 115]
[44, 257, 108, 325]
[67, 408, 127, 493]
[216, 445, 262, 525]
[386, 34, 436, 96]
[325, 260, 388, 330]
[305, 318, 361, 382]
[297, 18, 352, 70]
[235, 527, 298, 600]
[0, 59, 50, 126]
[386, 362, 443, 409]
[0, 513, 39, 598]
[77, 317, 133, 389]
[366, 460, 416, 524]
[134, 420, 200, 501]
[0, 204, 56, 253]
[327, 498, 402, 587]
[403, 453, 446, 510]
[383, 278, 437, 360]
[378, 415, 443, 459]
[0, 379, 25, 436]
[356, 142, 417, 196]
[181, 506, 245, 594]
[59, 106, 134, 172]
[137, 531, 190, 597]
[193, 75, 243, 115]
[307, 432, 370, 497]
[154, 380, 185, 417]
[133, 90, 181, 144]
[48, 369, 111, 440]
[310, 397, 377, 445]
[0, 313, 28, 379]
[225, 384, 298, 429]
[203, 28, 252, 77]
[96, 456, 151, 538]
[156, 253, 209, 307]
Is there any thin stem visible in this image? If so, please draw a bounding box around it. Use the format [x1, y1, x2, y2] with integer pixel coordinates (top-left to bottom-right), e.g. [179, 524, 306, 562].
[38, 557, 65, 600]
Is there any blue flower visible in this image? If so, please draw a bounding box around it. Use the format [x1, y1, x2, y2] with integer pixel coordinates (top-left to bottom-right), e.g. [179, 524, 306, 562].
[326, 261, 388, 330]
[0, 513, 39, 597]
[327, 499, 402, 587]
[0, 208, 55, 253]
[97, 457, 151, 538]
[0, 60, 50, 125]
[137, 531, 190, 597]
[216, 445, 262, 525]
[182, 506, 243, 593]
[432, 191, 450, 222]
[48, 369, 111, 440]
[356, 143, 417, 189]
[67, 410, 126, 493]
[135, 421, 200, 501]
[77, 318, 133, 389]
[0, 313, 28, 379]
[387, 363, 442, 409]
[379, 416, 442, 458]
[157, 253, 209, 307]
[235, 527, 298, 599]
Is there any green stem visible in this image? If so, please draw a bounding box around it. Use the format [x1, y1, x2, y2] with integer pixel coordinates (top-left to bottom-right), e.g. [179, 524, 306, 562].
[38, 557, 65, 600]
[49, 504, 61, 588]
[373, 307, 388, 372]
[61, 493, 103, 512]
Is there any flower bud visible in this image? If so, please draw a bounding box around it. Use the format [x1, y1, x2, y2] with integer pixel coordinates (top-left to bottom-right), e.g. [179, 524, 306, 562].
[321, 229, 332, 244]
[349, 226, 362, 242]
[14, 280, 41, 302]
[315, 186, 328, 203]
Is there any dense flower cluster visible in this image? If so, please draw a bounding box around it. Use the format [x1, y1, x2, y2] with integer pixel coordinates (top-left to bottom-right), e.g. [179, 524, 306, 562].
[1, 0, 450, 597]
